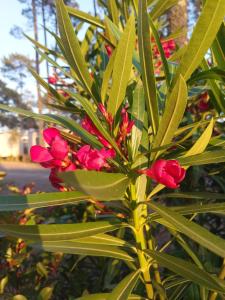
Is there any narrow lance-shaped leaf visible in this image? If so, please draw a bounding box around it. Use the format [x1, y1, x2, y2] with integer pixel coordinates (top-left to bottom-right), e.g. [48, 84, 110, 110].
[31, 241, 134, 262]
[0, 191, 88, 212]
[150, 0, 178, 20]
[178, 149, 225, 166]
[211, 23, 225, 70]
[59, 170, 130, 200]
[173, 0, 225, 83]
[108, 270, 140, 300]
[77, 294, 146, 300]
[107, 15, 136, 117]
[0, 104, 102, 149]
[56, 0, 100, 103]
[131, 83, 145, 159]
[66, 6, 104, 29]
[108, 0, 119, 25]
[101, 49, 116, 102]
[148, 15, 170, 88]
[138, 0, 158, 135]
[151, 75, 187, 160]
[67, 91, 125, 159]
[183, 118, 214, 157]
[0, 221, 124, 242]
[148, 201, 225, 258]
[145, 250, 225, 293]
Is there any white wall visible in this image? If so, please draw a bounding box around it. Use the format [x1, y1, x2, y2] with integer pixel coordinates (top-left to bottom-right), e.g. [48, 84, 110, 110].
[0, 129, 38, 158]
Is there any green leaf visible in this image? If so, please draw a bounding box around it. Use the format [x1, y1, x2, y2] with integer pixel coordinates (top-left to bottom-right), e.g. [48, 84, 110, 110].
[201, 59, 225, 112]
[174, 0, 225, 82]
[38, 287, 53, 300]
[101, 50, 116, 102]
[148, 201, 225, 258]
[131, 83, 145, 159]
[0, 191, 88, 212]
[155, 191, 225, 201]
[12, 296, 28, 300]
[75, 233, 134, 248]
[77, 294, 146, 300]
[67, 91, 124, 158]
[145, 250, 225, 293]
[67, 6, 104, 29]
[178, 149, 225, 166]
[108, 15, 136, 117]
[0, 276, 8, 294]
[108, 0, 119, 25]
[150, 0, 178, 20]
[24, 33, 62, 58]
[32, 241, 134, 261]
[188, 68, 225, 84]
[0, 104, 102, 149]
[56, 0, 100, 103]
[171, 202, 225, 216]
[59, 170, 130, 200]
[183, 118, 214, 157]
[108, 270, 140, 300]
[0, 221, 124, 242]
[211, 23, 225, 69]
[29, 67, 66, 104]
[151, 75, 187, 159]
[138, 0, 158, 135]
[151, 202, 225, 220]
[148, 15, 170, 88]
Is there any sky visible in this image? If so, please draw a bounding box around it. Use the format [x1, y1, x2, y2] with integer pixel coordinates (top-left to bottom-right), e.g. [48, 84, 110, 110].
[0, 0, 94, 59]
[0, 0, 95, 96]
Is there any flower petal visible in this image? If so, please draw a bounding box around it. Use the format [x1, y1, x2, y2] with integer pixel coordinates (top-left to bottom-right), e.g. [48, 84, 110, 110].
[30, 145, 53, 163]
[43, 127, 61, 145]
[49, 136, 69, 160]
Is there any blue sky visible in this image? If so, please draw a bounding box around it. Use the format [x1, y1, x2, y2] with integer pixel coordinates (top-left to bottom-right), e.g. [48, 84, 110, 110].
[0, 0, 94, 61]
[0, 0, 94, 92]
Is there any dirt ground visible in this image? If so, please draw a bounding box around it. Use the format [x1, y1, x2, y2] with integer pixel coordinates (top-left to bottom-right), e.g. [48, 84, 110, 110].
[0, 161, 54, 194]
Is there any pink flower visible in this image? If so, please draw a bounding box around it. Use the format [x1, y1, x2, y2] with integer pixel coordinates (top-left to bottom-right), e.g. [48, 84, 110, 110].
[105, 45, 112, 57]
[77, 145, 115, 171]
[117, 108, 134, 144]
[98, 103, 113, 129]
[140, 159, 186, 189]
[48, 75, 57, 84]
[82, 116, 112, 148]
[30, 128, 69, 168]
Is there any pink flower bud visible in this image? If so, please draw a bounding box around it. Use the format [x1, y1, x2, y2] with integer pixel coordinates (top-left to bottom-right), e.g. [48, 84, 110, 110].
[105, 45, 113, 57]
[140, 159, 186, 189]
[48, 75, 57, 84]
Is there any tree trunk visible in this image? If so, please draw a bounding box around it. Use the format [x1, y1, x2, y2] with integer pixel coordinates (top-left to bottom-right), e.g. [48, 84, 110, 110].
[169, 0, 188, 47]
[41, 0, 49, 78]
[32, 0, 44, 144]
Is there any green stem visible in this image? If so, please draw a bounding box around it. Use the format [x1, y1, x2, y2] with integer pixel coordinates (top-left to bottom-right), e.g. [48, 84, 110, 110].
[131, 183, 154, 300]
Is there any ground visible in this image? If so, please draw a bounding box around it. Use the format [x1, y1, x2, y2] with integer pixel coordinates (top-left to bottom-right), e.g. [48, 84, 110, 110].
[0, 161, 54, 194]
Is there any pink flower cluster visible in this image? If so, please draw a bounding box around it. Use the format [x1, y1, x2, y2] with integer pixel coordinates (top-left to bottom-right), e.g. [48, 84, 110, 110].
[30, 103, 186, 191]
[30, 128, 115, 191]
[82, 104, 134, 149]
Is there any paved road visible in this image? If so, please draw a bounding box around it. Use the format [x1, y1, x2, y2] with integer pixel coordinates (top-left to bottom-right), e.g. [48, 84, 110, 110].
[0, 161, 54, 194]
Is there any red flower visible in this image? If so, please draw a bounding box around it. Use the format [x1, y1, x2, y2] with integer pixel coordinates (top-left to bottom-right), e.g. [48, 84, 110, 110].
[30, 127, 76, 191]
[98, 103, 113, 129]
[105, 45, 113, 57]
[140, 159, 186, 189]
[48, 75, 58, 84]
[30, 128, 69, 168]
[117, 108, 134, 144]
[77, 145, 115, 171]
[82, 116, 112, 148]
